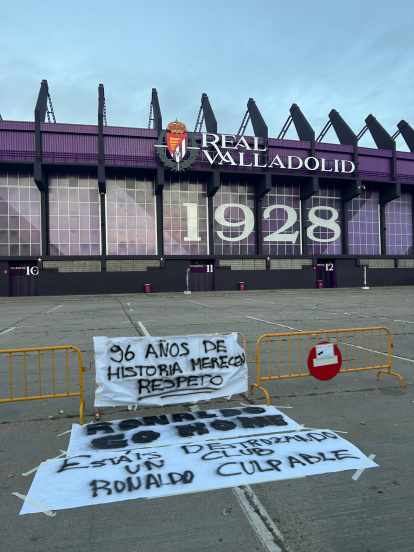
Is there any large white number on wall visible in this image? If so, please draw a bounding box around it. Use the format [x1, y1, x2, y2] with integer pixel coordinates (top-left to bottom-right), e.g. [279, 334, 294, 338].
[215, 203, 254, 241]
[307, 206, 341, 242]
[183, 203, 201, 242]
[263, 205, 299, 243]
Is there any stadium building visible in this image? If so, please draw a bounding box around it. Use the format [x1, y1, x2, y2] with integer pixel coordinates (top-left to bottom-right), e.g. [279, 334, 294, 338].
[1, 80, 414, 296]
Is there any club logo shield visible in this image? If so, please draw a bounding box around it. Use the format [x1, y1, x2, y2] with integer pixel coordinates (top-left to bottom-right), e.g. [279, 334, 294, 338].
[155, 119, 199, 172]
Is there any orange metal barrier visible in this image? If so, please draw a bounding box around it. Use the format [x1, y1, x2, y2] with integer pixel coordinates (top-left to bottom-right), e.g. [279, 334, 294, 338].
[250, 327, 405, 405]
[0, 346, 88, 424]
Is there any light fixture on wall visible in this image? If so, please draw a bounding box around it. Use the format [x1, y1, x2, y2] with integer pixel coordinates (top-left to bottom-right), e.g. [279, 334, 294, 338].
[266, 256, 270, 268]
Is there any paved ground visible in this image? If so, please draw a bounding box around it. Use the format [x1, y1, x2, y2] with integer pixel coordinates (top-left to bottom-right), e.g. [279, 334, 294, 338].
[0, 288, 413, 552]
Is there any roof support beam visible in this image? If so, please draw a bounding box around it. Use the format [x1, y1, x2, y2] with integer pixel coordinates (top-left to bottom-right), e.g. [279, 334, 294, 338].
[98, 84, 105, 165]
[34, 162, 47, 192]
[342, 179, 361, 203]
[151, 89, 162, 131]
[278, 115, 293, 140]
[35, 80, 48, 123]
[247, 98, 268, 139]
[255, 173, 271, 199]
[365, 114, 395, 150]
[201, 93, 217, 134]
[151, 89, 165, 194]
[155, 166, 164, 195]
[379, 182, 400, 205]
[98, 164, 106, 195]
[98, 84, 106, 194]
[290, 104, 314, 141]
[207, 170, 220, 197]
[34, 80, 49, 162]
[300, 176, 318, 201]
[300, 176, 318, 255]
[397, 120, 414, 152]
[365, 114, 396, 179]
[329, 109, 359, 179]
[290, 104, 315, 156]
[329, 110, 358, 147]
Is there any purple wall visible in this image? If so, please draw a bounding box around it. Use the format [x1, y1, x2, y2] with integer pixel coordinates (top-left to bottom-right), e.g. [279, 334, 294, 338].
[42, 132, 98, 164]
[1, 121, 414, 182]
[0, 122, 35, 162]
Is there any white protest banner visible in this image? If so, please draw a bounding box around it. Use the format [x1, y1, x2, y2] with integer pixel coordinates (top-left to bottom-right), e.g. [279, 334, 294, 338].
[20, 430, 377, 514]
[68, 406, 301, 454]
[94, 333, 247, 406]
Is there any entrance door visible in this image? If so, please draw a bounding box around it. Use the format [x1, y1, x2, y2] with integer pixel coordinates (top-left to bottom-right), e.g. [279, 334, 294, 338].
[9, 263, 39, 296]
[189, 261, 215, 292]
[316, 260, 336, 288]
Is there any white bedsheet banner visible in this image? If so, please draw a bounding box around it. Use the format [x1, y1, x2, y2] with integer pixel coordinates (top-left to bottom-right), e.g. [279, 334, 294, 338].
[94, 334, 247, 406]
[20, 430, 377, 514]
[68, 406, 301, 454]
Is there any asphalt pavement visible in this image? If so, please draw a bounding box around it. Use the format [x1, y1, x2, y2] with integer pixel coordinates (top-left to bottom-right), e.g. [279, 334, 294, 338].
[1, 287, 413, 552]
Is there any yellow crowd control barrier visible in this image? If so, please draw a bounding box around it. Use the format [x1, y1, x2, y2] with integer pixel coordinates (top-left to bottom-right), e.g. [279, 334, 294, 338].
[251, 327, 405, 405]
[0, 346, 87, 424]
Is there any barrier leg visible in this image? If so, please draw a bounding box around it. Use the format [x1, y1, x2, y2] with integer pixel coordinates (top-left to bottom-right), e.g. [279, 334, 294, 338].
[79, 400, 84, 426]
[376, 369, 405, 388]
[250, 383, 271, 406]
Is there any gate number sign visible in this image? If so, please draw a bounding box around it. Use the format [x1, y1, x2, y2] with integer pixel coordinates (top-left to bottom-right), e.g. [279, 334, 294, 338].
[307, 341, 342, 381]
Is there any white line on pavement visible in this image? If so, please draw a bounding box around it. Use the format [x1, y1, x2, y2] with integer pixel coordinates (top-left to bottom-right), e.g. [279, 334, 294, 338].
[137, 321, 150, 336]
[43, 305, 63, 314]
[388, 354, 414, 362]
[188, 301, 214, 308]
[246, 316, 300, 332]
[232, 485, 291, 552]
[347, 343, 413, 363]
[244, 299, 278, 305]
[0, 327, 16, 336]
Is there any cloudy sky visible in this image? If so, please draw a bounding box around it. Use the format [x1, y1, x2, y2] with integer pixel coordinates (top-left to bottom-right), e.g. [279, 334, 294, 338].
[1, 0, 413, 149]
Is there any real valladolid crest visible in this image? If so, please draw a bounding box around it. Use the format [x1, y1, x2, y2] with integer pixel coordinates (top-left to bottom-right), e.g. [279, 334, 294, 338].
[155, 119, 356, 173]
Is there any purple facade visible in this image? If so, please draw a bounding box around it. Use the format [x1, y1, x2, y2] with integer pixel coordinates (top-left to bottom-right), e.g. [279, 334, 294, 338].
[1, 120, 414, 181]
[385, 192, 413, 255]
[0, 172, 41, 256]
[49, 174, 100, 256]
[213, 182, 256, 255]
[106, 176, 156, 255]
[305, 185, 342, 255]
[1, 120, 414, 262]
[0, 122, 36, 163]
[348, 190, 380, 255]
[262, 184, 301, 255]
[163, 179, 208, 256]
